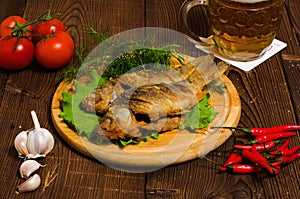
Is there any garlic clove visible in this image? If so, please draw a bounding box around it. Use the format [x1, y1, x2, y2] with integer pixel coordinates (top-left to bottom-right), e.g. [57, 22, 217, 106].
[14, 131, 29, 157]
[39, 128, 54, 156]
[19, 160, 46, 179]
[16, 174, 41, 193]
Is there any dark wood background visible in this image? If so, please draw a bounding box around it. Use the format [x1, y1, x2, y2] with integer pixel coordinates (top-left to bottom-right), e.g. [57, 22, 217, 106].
[0, 0, 299, 198]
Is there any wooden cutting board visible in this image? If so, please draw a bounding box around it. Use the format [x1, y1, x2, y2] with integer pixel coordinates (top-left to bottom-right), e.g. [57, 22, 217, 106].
[51, 74, 241, 171]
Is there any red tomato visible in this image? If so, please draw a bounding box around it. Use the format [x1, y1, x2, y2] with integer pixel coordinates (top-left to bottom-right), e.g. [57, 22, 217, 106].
[0, 37, 34, 70]
[35, 31, 74, 69]
[0, 16, 32, 38]
[33, 19, 66, 42]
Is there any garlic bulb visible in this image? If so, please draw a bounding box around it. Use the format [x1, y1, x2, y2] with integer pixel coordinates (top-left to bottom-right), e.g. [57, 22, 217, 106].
[14, 110, 54, 159]
[17, 174, 41, 193]
[19, 160, 46, 179]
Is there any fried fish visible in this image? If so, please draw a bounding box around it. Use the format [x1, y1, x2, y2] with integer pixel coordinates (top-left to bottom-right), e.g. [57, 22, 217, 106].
[82, 55, 228, 141]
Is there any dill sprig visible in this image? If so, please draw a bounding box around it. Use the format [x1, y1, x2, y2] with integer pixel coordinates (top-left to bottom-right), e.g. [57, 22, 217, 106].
[58, 26, 184, 82]
[86, 25, 110, 43]
[103, 46, 182, 79]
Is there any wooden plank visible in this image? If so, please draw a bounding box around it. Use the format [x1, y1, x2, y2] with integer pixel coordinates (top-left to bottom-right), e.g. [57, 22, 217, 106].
[285, 0, 300, 37]
[280, 0, 300, 122]
[282, 57, 300, 122]
[0, 0, 27, 113]
[0, 0, 26, 21]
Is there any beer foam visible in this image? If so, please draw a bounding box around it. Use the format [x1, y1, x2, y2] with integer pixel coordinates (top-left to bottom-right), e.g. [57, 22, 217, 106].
[231, 0, 267, 3]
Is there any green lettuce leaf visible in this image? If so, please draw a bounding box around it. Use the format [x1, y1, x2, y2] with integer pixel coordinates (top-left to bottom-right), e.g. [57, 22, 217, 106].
[60, 70, 104, 138]
[180, 93, 217, 130]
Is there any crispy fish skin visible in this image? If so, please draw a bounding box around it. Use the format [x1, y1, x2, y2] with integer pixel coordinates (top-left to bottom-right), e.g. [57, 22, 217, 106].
[98, 80, 203, 140]
[96, 105, 142, 140]
[80, 78, 119, 113]
[129, 82, 197, 118]
[97, 110, 183, 140]
[81, 69, 185, 114]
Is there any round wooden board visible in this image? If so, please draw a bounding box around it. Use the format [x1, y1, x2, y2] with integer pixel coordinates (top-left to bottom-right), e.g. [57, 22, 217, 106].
[51, 75, 241, 170]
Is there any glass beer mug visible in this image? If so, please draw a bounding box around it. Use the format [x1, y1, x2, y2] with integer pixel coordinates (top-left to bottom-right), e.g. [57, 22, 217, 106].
[180, 0, 284, 61]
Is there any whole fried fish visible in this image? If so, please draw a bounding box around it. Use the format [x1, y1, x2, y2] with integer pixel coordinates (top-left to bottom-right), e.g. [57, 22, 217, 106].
[89, 55, 228, 141]
[97, 81, 201, 140]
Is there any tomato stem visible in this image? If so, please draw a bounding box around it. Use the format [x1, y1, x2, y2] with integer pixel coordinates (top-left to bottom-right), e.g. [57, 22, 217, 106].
[13, 36, 20, 51]
[43, 10, 53, 21]
[10, 10, 57, 39]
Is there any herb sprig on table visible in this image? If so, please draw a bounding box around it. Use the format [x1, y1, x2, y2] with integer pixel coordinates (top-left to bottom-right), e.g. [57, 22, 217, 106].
[58, 26, 110, 82]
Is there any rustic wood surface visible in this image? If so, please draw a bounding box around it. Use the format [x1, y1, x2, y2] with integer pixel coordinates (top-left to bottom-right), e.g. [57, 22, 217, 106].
[0, 0, 299, 198]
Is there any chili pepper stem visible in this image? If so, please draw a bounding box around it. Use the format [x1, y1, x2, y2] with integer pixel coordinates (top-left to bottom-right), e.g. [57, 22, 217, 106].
[249, 140, 257, 144]
[202, 157, 223, 167]
[211, 126, 250, 133]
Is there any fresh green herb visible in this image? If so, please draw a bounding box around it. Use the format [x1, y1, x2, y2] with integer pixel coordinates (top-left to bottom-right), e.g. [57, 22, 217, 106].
[86, 25, 110, 43]
[58, 26, 110, 82]
[118, 139, 140, 147]
[102, 46, 183, 79]
[60, 70, 104, 138]
[59, 91, 74, 126]
[208, 80, 227, 94]
[151, 132, 159, 139]
[180, 93, 217, 130]
[59, 26, 184, 83]
[114, 132, 159, 147]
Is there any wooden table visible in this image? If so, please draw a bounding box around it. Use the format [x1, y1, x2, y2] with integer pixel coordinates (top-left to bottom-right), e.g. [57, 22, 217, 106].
[0, 0, 299, 198]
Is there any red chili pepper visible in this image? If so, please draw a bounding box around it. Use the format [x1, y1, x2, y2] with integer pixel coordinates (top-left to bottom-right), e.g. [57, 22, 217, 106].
[221, 164, 263, 174]
[272, 166, 281, 175]
[276, 153, 300, 164]
[233, 140, 280, 151]
[241, 147, 275, 174]
[219, 166, 227, 172]
[282, 146, 300, 156]
[249, 125, 300, 136]
[274, 146, 300, 156]
[249, 132, 296, 144]
[270, 161, 282, 167]
[270, 139, 290, 155]
[223, 152, 243, 167]
[268, 162, 281, 175]
[211, 124, 300, 136]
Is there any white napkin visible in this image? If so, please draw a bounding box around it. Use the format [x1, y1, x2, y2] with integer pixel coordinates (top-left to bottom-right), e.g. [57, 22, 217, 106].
[195, 39, 287, 72]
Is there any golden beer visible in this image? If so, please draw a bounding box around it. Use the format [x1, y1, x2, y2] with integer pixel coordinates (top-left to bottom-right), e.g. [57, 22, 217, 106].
[208, 0, 284, 61]
[180, 0, 284, 61]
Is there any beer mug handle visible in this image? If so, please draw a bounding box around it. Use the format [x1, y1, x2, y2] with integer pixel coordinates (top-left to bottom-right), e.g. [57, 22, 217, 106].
[179, 0, 210, 46]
